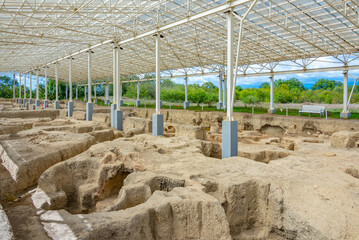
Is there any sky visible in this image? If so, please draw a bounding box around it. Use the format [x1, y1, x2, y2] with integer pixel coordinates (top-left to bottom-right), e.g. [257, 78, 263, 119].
[2, 55, 359, 90]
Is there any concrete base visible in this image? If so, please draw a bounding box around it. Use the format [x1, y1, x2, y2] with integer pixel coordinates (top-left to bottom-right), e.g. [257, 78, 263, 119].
[268, 109, 276, 114]
[340, 112, 351, 119]
[35, 100, 41, 110]
[114, 110, 123, 131]
[222, 121, 238, 159]
[183, 101, 189, 109]
[120, 99, 123, 106]
[86, 102, 93, 121]
[54, 100, 60, 110]
[68, 101, 74, 117]
[44, 100, 49, 109]
[111, 104, 117, 128]
[23, 99, 27, 107]
[136, 100, 141, 107]
[152, 114, 164, 136]
[216, 102, 223, 110]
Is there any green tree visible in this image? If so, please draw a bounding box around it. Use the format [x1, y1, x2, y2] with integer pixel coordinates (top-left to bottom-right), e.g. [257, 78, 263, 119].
[311, 79, 342, 90]
[275, 78, 305, 90]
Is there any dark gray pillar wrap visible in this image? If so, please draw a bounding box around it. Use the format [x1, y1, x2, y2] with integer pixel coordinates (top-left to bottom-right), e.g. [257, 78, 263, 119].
[54, 100, 60, 110]
[111, 104, 117, 128]
[86, 102, 93, 121]
[136, 100, 141, 107]
[183, 101, 189, 109]
[35, 100, 41, 110]
[68, 101, 74, 117]
[222, 120, 238, 159]
[44, 100, 49, 109]
[114, 110, 123, 131]
[152, 114, 164, 136]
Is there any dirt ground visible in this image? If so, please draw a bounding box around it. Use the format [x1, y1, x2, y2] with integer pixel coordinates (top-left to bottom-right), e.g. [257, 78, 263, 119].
[0, 99, 359, 240]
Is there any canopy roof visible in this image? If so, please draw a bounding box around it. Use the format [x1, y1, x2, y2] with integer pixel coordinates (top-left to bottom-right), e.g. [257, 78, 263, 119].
[1, 0, 359, 82]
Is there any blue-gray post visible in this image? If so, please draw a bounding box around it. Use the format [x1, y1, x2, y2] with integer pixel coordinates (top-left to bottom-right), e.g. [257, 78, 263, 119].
[183, 76, 189, 109]
[222, 121, 238, 158]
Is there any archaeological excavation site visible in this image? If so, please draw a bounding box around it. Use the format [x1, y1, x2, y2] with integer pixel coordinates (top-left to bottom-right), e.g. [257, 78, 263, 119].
[1, 0, 359, 239]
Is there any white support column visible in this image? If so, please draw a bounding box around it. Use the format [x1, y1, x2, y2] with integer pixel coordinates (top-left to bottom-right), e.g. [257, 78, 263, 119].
[44, 67, 48, 108]
[136, 80, 141, 107]
[35, 69, 40, 109]
[222, 10, 238, 159]
[54, 63, 60, 109]
[111, 44, 118, 128]
[217, 72, 223, 109]
[113, 46, 123, 130]
[153, 33, 164, 136]
[29, 72, 32, 104]
[156, 34, 161, 115]
[69, 59, 72, 102]
[55, 64, 58, 101]
[226, 11, 234, 121]
[268, 74, 276, 114]
[94, 82, 97, 104]
[223, 76, 227, 109]
[86, 50, 93, 121]
[105, 83, 109, 105]
[24, 73, 27, 100]
[183, 75, 189, 109]
[36, 69, 39, 100]
[76, 85, 78, 100]
[13, 72, 15, 100]
[112, 46, 117, 105]
[84, 86, 87, 102]
[68, 57, 74, 117]
[116, 47, 121, 110]
[340, 70, 351, 118]
[18, 73, 22, 104]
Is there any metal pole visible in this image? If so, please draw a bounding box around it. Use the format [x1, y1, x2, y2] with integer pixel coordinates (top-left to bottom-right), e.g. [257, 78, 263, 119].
[185, 76, 188, 102]
[137, 81, 140, 101]
[116, 47, 121, 110]
[88, 50, 92, 103]
[223, 77, 227, 108]
[44, 68, 48, 101]
[29, 72, 32, 100]
[155, 33, 161, 114]
[69, 58, 72, 101]
[55, 63, 59, 101]
[219, 73, 222, 104]
[24, 73, 27, 99]
[113, 46, 117, 104]
[36, 69, 39, 100]
[13, 72, 15, 99]
[227, 10, 233, 121]
[17, 73, 21, 99]
[268, 74, 275, 113]
[343, 70, 348, 113]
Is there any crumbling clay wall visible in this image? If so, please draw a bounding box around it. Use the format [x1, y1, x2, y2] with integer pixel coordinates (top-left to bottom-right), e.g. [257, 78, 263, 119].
[132, 108, 359, 135]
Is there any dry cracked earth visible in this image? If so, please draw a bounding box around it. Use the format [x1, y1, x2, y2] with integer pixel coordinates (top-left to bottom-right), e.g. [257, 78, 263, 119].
[0, 99, 359, 240]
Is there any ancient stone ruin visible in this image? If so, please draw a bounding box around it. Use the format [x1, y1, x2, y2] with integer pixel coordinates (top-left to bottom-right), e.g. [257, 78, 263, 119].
[0, 99, 359, 240]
